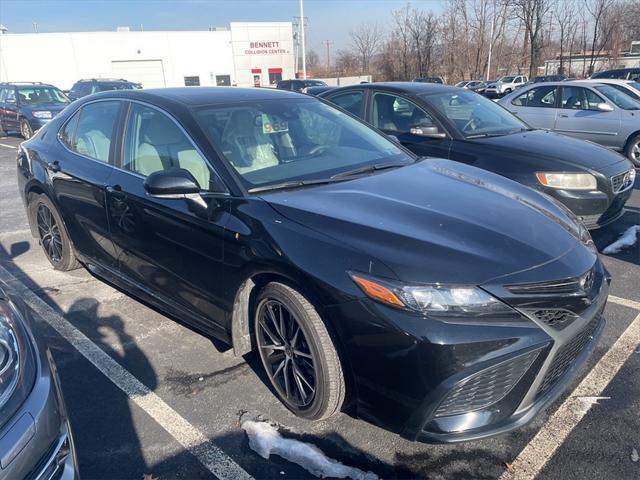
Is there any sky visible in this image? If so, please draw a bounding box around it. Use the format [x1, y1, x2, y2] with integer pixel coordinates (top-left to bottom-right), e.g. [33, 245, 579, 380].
[0, 0, 446, 52]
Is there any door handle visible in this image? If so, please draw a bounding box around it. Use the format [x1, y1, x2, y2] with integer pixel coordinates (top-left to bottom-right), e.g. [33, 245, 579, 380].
[46, 161, 61, 172]
[105, 184, 122, 194]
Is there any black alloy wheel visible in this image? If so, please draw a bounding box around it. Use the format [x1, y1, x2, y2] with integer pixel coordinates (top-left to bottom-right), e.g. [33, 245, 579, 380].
[257, 299, 317, 408]
[254, 282, 345, 420]
[30, 194, 80, 271]
[37, 204, 63, 265]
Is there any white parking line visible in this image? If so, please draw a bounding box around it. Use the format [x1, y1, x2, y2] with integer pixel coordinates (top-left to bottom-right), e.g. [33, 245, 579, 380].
[0, 264, 253, 480]
[501, 310, 640, 479]
[0, 143, 16, 149]
[609, 295, 640, 311]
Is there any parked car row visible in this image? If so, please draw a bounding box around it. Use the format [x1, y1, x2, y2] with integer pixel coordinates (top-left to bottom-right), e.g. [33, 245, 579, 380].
[319, 82, 635, 227]
[0, 79, 141, 139]
[15, 84, 621, 446]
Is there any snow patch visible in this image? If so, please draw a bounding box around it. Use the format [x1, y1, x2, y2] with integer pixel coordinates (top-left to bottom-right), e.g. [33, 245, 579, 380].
[602, 225, 640, 254]
[241, 420, 378, 480]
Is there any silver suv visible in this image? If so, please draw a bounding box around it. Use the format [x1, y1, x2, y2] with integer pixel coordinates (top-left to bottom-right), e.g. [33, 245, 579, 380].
[484, 75, 528, 98]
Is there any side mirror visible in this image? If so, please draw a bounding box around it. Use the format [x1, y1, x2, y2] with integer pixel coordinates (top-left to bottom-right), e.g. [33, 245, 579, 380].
[144, 169, 201, 196]
[409, 125, 447, 139]
[386, 134, 401, 144]
[597, 103, 614, 112]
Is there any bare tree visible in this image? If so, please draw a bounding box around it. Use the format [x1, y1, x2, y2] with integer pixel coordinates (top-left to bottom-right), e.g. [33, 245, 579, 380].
[555, 0, 578, 74]
[349, 23, 383, 74]
[512, 0, 552, 77]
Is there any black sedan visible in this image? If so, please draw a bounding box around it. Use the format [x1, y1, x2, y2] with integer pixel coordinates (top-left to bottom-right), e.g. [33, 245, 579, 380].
[320, 82, 635, 229]
[0, 281, 78, 479]
[17, 87, 607, 442]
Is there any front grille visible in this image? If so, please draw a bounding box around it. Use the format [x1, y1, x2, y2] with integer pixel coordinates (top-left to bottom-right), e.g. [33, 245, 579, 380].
[434, 349, 540, 417]
[611, 170, 634, 194]
[506, 265, 595, 295]
[531, 309, 577, 330]
[536, 316, 601, 399]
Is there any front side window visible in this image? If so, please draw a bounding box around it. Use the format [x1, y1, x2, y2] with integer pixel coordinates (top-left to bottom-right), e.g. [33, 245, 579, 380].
[17, 87, 69, 105]
[59, 111, 79, 149]
[500, 76, 516, 83]
[512, 85, 557, 108]
[327, 91, 363, 116]
[194, 98, 410, 189]
[71, 101, 120, 162]
[594, 85, 640, 110]
[423, 89, 528, 139]
[560, 87, 604, 111]
[123, 104, 212, 189]
[372, 93, 436, 133]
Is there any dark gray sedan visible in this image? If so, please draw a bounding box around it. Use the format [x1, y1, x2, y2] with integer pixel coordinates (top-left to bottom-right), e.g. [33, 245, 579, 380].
[499, 81, 640, 166]
[0, 281, 78, 479]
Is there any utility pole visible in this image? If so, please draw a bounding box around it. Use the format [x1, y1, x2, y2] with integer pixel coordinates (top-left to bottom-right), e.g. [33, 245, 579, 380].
[324, 40, 333, 72]
[292, 17, 300, 75]
[486, 0, 495, 81]
[300, 0, 306, 79]
[32, 22, 38, 33]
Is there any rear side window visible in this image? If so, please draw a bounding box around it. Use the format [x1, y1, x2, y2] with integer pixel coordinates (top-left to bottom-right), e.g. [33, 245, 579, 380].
[65, 101, 120, 163]
[328, 91, 364, 117]
[512, 85, 557, 108]
[122, 104, 212, 190]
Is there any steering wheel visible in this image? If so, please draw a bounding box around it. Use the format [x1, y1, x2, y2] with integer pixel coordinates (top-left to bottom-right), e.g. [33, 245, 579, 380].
[308, 145, 329, 157]
[462, 116, 481, 133]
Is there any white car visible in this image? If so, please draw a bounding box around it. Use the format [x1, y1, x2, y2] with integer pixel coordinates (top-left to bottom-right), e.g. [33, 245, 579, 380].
[483, 75, 528, 98]
[578, 78, 640, 102]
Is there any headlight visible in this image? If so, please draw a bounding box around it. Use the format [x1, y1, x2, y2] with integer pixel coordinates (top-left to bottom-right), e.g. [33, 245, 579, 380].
[536, 172, 597, 190]
[349, 273, 525, 322]
[0, 302, 22, 409]
[32, 111, 52, 119]
[577, 221, 597, 253]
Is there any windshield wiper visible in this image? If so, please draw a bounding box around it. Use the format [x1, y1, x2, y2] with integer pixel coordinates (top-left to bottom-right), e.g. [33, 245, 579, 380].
[329, 162, 410, 180]
[248, 178, 342, 193]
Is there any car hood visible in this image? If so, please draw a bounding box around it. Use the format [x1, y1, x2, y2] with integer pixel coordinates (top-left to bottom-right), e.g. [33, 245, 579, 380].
[469, 129, 627, 170]
[262, 159, 586, 285]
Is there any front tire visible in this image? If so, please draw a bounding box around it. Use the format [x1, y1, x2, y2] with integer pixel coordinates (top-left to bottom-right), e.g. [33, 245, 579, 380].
[29, 194, 80, 271]
[625, 133, 640, 167]
[254, 282, 345, 420]
[20, 119, 33, 140]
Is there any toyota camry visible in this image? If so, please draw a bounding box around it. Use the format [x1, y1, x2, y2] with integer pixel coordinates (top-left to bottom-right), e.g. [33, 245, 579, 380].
[16, 87, 608, 442]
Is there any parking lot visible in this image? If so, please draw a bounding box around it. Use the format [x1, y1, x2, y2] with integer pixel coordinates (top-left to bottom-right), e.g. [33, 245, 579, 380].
[0, 132, 638, 479]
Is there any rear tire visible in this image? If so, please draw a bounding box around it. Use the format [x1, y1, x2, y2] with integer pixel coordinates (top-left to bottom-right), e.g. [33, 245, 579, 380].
[254, 282, 345, 420]
[29, 194, 80, 271]
[625, 133, 640, 167]
[20, 119, 33, 140]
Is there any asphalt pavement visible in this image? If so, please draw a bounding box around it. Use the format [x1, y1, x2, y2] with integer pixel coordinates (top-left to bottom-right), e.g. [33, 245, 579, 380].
[0, 134, 638, 480]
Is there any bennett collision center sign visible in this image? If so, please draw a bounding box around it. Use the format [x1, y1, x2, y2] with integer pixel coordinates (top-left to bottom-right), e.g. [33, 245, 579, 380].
[245, 41, 289, 55]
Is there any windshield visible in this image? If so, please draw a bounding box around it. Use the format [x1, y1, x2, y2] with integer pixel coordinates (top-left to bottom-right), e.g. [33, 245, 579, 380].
[304, 80, 327, 87]
[499, 76, 516, 83]
[594, 85, 640, 110]
[606, 83, 640, 101]
[194, 98, 412, 189]
[422, 90, 528, 139]
[17, 87, 69, 105]
[455, 81, 468, 88]
[96, 83, 135, 92]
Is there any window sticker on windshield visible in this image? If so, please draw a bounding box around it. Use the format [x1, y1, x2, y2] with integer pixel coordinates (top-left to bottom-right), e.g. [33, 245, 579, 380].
[261, 113, 288, 134]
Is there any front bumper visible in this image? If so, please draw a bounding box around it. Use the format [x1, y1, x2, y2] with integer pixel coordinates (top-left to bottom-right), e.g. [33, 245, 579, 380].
[483, 89, 504, 98]
[330, 249, 608, 443]
[0, 299, 78, 480]
[538, 170, 634, 230]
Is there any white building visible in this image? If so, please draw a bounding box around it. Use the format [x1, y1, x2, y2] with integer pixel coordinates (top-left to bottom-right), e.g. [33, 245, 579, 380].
[0, 22, 295, 89]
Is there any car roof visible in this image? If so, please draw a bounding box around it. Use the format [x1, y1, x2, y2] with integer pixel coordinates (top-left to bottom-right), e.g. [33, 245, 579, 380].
[0, 82, 56, 88]
[321, 81, 455, 95]
[580, 78, 633, 85]
[81, 86, 309, 107]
